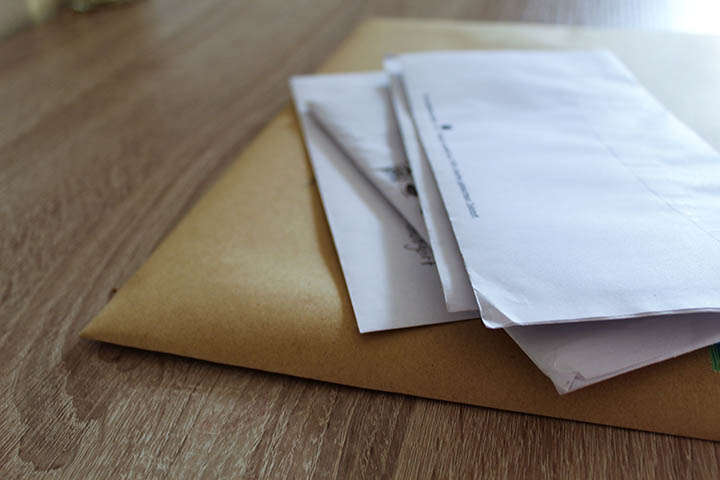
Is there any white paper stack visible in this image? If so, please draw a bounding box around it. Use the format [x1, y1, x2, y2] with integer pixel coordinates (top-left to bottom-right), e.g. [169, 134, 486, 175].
[289, 50, 720, 394]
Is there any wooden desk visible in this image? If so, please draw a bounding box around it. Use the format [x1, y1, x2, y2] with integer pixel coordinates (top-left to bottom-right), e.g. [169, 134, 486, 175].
[2, 1, 719, 478]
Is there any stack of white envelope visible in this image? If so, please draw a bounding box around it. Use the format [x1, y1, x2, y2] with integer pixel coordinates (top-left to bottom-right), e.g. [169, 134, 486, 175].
[289, 50, 720, 394]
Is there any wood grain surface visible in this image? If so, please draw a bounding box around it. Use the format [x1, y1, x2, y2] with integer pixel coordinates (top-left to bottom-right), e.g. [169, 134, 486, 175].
[2, 1, 720, 478]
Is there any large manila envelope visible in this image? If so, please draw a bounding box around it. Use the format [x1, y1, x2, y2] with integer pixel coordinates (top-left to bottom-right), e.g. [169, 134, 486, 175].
[81, 18, 720, 441]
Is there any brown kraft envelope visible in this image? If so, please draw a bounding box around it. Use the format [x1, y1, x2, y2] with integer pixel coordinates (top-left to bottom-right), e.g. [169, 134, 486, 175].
[81, 18, 720, 441]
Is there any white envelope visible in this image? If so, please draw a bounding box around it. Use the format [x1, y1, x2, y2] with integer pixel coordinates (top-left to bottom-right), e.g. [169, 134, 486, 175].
[506, 312, 720, 393]
[290, 74, 475, 333]
[398, 50, 720, 328]
[384, 58, 479, 314]
[307, 74, 428, 243]
[301, 70, 720, 394]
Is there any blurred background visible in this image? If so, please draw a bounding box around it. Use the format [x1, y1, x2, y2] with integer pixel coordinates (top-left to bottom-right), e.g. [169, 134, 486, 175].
[2, 0, 126, 35]
[2, 0, 720, 39]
